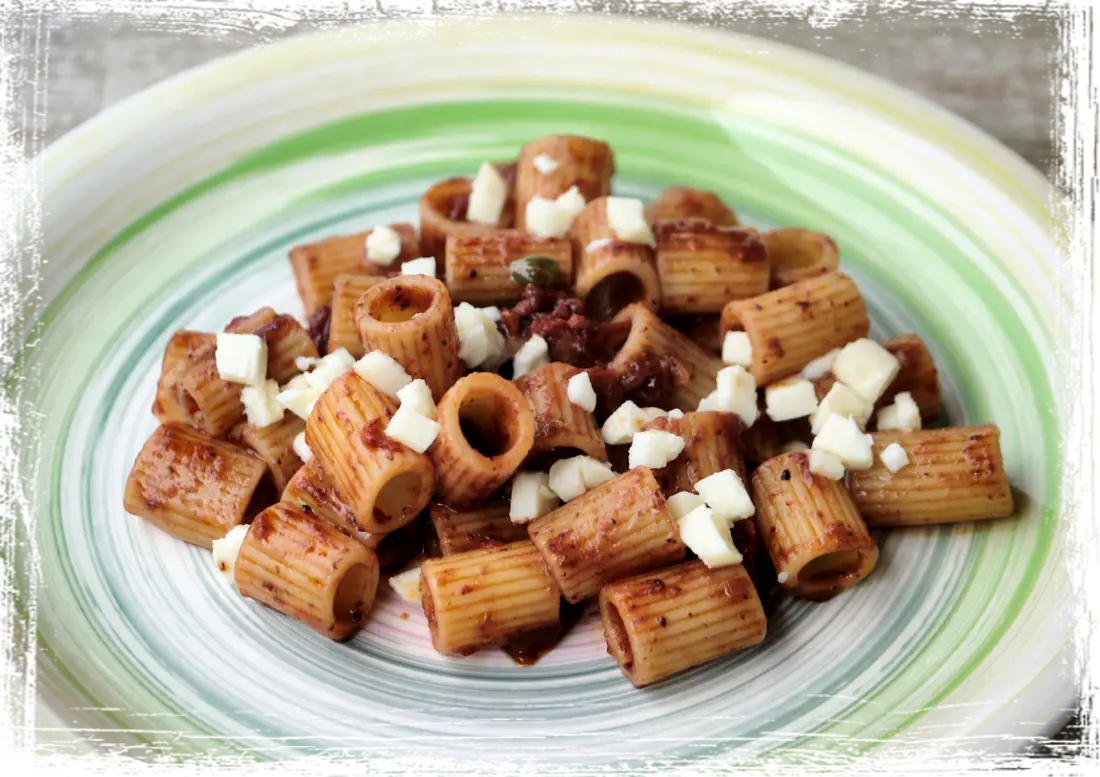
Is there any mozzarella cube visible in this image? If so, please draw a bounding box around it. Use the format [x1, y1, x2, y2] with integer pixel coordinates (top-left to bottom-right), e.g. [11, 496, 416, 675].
[304, 347, 355, 393]
[812, 413, 874, 469]
[566, 371, 597, 412]
[711, 365, 759, 427]
[512, 334, 550, 378]
[215, 333, 267, 386]
[548, 455, 614, 502]
[455, 302, 506, 369]
[606, 197, 656, 247]
[576, 457, 616, 489]
[880, 442, 910, 473]
[666, 491, 706, 521]
[295, 355, 318, 372]
[642, 407, 669, 422]
[276, 375, 321, 420]
[397, 378, 437, 419]
[388, 566, 422, 605]
[509, 471, 561, 523]
[532, 153, 560, 174]
[211, 524, 250, 586]
[780, 440, 810, 453]
[697, 391, 720, 412]
[292, 431, 312, 463]
[810, 381, 873, 434]
[481, 305, 501, 322]
[525, 196, 572, 238]
[777, 571, 790, 585]
[354, 350, 412, 397]
[466, 161, 508, 225]
[765, 378, 819, 422]
[721, 331, 754, 367]
[400, 256, 436, 277]
[365, 224, 403, 266]
[877, 391, 922, 432]
[601, 400, 651, 445]
[801, 348, 842, 380]
[555, 186, 587, 220]
[677, 505, 743, 568]
[628, 430, 686, 470]
[694, 469, 755, 523]
[667, 409, 684, 420]
[808, 449, 846, 480]
[457, 322, 490, 369]
[384, 404, 440, 453]
[832, 338, 901, 403]
[241, 379, 284, 428]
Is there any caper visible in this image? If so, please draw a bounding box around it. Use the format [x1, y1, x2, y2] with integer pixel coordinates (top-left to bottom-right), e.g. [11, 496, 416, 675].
[510, 255, 562, 287]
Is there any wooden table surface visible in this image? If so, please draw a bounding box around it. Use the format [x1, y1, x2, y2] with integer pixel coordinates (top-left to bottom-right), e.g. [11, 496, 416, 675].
[18, 2, 1077, 757]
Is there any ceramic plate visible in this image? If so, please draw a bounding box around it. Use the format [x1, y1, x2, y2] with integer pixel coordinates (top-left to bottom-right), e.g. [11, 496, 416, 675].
[23, 16, 1072, 769]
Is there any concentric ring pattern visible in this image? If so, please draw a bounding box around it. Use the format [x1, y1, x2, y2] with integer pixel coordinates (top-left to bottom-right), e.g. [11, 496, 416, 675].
[25, 17, 1071, 769]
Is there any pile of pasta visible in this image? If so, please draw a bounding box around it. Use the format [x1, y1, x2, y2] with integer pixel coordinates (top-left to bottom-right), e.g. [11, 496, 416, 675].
[124, 134, 1015, 688]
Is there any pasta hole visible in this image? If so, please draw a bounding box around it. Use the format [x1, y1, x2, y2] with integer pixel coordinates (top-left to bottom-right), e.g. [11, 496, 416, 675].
[459, 394, 520, 458]
[374, 471, 422, 524]
[244, 477, 278, 522]
[602, 600, 634, 677]
[367, 284, 435, 323]
[333, 563, 373, 626]
[586, 272, 646, 322]
[800, 549, 862, 583]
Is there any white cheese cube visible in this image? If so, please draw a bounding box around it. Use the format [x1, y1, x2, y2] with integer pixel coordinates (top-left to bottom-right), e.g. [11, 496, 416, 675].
[365, 224, 403, 266]
[400, 256, 436, 277]
[292, 431, 312, 463]
[877, 391, 922, 432]
[555, 186, 587, 220]
[566, 371, 597, 412]
[457, 323, 490, 369]
[811, 381, 874, 434]
[677, 505, 743, 568]
[525, 196, 573, 238]
[812, 413, 874, 469]
[211, 524, 250, 586]
[466, 161, 508, 225]
[808, 449, 846, 480]
[694, 468, 755, 523]
[697, 391, 720, 412]
[721, 331, 754, 367]
[667, 409, 685, 420]
[576, 457, 616, 489]
[642, 407, 669, 422]
[713, 365, 759, 427]
[304, 347, 355, 393]
[765, 378, 819, 422]
[215, 333, 267, 386]
[512, 334, 550, 378]
[354, 350, 412, 398]
[384, 404, 440, 453]
[481, 305, 501, 322]
[605, 196, 656, 247]
[532, 153, 560, 175]
[295, 355, 318, 372]
[780, 440, 810, 453]
[388, 566, 422, 605]
[777, 571, 789, 584]
[396, 378, 437, 419]
[548, 455, 614, 502]
[800, 348, 841, 380]
[241, 379, 284, 428]
[276, 375, 321, 421]
[628, 430, 686, 470]
[832, 338, 901, 403]
[509, 471, 561, 524]
[601, 400, 651, 445]
[666, 491, 706, 521]
[880, 442, 910, 473]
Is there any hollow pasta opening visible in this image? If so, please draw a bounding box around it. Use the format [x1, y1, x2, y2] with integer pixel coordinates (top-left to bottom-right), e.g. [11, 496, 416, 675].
[333, 563, 373, 626]
[244, 477, 278, 522]
[601, 600, 635, 676]
[373, 471, 423, 525]
[800, 549, 862, 583]
[458, 392, 522, 458]
[367, 283, 436, 323]
[769, 230, 832, 271]
[586, 272, 646, 322]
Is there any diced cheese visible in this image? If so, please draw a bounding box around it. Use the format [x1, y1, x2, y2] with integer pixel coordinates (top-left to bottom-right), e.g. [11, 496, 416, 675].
[525, 196, 573, 238]
[701, 365, 758, 427]
[241, 379, 284, 428]
[211, 524, 250, 586]
[566, 371, 597, 412]
[276, 375, 321, 420]
[388, 566, 423, 605]
[400, 256, 436, 277]
[365, 224, 403, 266]
[880, 442, 910, 473]
[721, 331, 754, 367]
[548, 455, 615, 502]
[532, 153, 560, 175]
[384, 404, 440, 453]
[601, 400, 651, 445]
[628, 430, 686, 470]
[800, 348, 841, 380]
[555, 186, 587, 220]
[512, 334, 550, 378]
[396, 378, 437, 419]
[642, 407, 668, 422]
[694, 469, 755, 524]
[667, 409, 684, 420]
[454, 302, 506, 369]
[780, 440, 810, 453]
[481, 305, 501, 322]
[666, 491, 706, 521]
[509, 471, 561, 523]
[605, 197, 656, 247]
[354, 351, 412, 398]
[812, 414, 874, 470]
[295, 355, 318, 372]
[466, 161, 508, 225]
[292, 431, 312, 463]
[809, 449, 846, 480]
[215, 333, 267, 386]
[677, 505, 743, 568]
[765, 378, 819, 422]
[832, 338, 901, 403]
[877, 391, 922, 432]
[777, 571, 789, 585]
[811, 381, 873, 434]
[304, 347, 355, 393]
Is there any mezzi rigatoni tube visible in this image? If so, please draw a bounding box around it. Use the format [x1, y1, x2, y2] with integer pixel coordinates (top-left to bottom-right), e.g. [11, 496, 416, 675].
[445, 231, 572, 305]
[514, 134, 614, 229]
[230, 414, 305, 492]
[328, 274, 384, 358]
[654, 220, 769, 313]
[427, 500, 529, 556]
[514, 362, 607, 463]
[644, 410, 747, 494]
